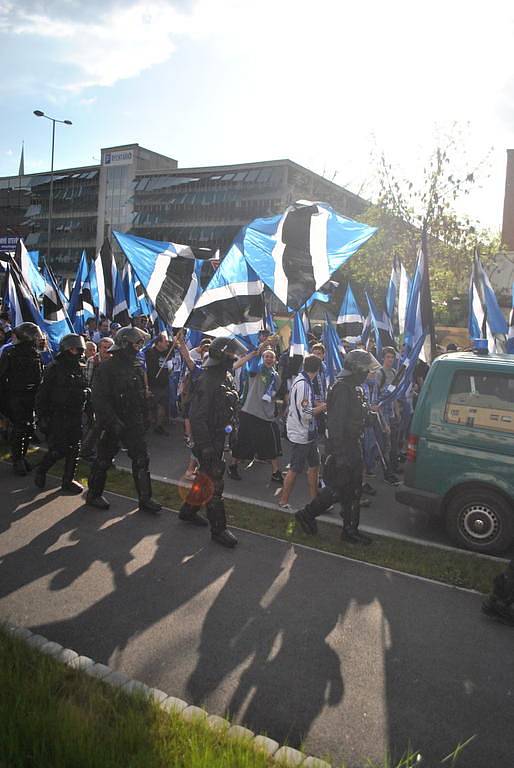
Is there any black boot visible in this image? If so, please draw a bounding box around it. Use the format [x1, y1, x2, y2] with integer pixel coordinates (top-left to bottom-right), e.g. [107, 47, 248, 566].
[179, 503, 208, 527]
[86, 463, 110, 510]
[34, 450, 60, 489]
[295, 508, 318, 535]
[61, 451, 83, 495]
[207, 498, 237, 547]
[134, 466, 161, 515]
[340, 527, 363, 545]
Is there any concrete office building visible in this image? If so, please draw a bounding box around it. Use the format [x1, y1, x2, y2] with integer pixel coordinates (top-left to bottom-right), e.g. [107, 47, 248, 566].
[0, 143, 368, 275]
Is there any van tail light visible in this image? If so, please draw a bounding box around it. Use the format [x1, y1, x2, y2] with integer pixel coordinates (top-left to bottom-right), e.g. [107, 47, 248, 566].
[406, 434, 418, 463]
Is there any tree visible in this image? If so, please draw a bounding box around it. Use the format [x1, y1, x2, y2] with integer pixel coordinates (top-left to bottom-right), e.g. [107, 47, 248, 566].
[343, 128, 500, 326]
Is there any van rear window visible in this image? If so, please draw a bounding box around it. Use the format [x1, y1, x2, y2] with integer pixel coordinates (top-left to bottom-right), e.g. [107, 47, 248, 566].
[445, 371, 514, 433]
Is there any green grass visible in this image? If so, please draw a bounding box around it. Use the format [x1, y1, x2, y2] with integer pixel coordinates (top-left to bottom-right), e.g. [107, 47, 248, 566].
[0, 627, 273, 768]
[1, 442, 505, 594]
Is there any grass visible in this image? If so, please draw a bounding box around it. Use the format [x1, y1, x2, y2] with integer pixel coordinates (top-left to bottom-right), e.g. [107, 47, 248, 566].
[0, 626, 273, 768]
[1, 441, 505, 595]
[0, 627, 472, 768]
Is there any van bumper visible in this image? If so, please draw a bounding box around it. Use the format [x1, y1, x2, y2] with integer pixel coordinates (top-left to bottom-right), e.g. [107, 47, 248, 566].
[396, 484, 442, 515]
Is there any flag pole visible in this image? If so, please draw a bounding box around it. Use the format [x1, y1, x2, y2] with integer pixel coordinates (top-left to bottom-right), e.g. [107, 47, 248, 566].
[421, 227, 436, 362]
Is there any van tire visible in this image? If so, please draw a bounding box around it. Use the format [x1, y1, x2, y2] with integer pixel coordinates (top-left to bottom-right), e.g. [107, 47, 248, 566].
[445, 488, 514, 554]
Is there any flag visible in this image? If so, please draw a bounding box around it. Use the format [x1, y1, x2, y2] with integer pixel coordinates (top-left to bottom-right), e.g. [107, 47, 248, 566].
[5, 261, 39, 325]
[93, 238, 118, 318]
[185, 229, 265, 338]
[386, 255, 410, 337]
[68, 250, 89, 321]
[242, 201, 377, 311]
[112, 268, 130, 326]
[114, 231, 213, 329]
[468, 252, 507, 353]
[14, 239, 46, 300]
[378, 333, 426, 406]
[386, 255, 401, 321]
[18, 143, 24, 177]
[507, 284, 514, 354]
[322, 315, 344, 385]
[337, 283, 363, 340]
[404, 245, 435, 362]
[365, 292, 396, 360]
[290, 311, 309, 357]
[40, 263, 74, 352]
[264, 300, 277, 334]
[72, 261, 96, 334]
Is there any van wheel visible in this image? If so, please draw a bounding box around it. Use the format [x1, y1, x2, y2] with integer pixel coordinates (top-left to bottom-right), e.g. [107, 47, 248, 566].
[445, 489, 514, 554]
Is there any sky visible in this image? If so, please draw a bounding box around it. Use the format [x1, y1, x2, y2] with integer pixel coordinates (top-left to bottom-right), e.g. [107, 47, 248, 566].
[1, 0, 514, 232]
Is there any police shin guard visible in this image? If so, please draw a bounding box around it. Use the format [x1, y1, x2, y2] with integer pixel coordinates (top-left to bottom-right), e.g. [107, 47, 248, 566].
[295, 487, 335, 535]
[61, 450, 83, 495]
[34, 450, 61, 489]
[207, 498, 237, 548]
[86, 463, 110, 510]
[133, 460, 161, 515]
[12, 432, 27, 476]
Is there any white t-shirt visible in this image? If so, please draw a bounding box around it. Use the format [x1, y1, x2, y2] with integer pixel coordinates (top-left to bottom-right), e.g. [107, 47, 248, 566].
[286, 373, 315, 444]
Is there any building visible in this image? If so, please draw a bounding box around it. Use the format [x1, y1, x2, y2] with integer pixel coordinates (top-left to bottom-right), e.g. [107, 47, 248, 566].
[0, 143, 368, 275]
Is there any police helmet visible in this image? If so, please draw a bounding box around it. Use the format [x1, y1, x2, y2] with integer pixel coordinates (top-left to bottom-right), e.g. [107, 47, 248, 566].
[59, 334, 86, 354]
[204, 336, 246, 368]
[13, 322, 44, 345]
[111, 326, 150, 351]
[341, 349, 380, 377]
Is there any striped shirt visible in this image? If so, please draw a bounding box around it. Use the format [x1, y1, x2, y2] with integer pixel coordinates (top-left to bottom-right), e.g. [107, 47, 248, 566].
[286, 372, 316, 444]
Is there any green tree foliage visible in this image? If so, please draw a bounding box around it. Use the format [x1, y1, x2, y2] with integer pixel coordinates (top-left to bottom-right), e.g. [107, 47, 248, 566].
[342, 131, 501, 325]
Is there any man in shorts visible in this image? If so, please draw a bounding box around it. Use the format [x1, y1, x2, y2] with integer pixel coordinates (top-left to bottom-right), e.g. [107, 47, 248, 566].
[277, 354, 326, 509]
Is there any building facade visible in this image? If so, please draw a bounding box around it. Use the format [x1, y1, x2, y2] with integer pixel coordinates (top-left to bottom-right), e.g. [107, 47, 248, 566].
[0, 145, 367, 275]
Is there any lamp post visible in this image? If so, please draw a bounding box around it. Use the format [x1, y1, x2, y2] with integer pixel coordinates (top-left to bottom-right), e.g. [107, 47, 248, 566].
[33, 110, 72, 266]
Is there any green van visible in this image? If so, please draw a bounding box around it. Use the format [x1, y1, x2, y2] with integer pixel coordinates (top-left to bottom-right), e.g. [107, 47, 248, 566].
[396, 351, 514, 554]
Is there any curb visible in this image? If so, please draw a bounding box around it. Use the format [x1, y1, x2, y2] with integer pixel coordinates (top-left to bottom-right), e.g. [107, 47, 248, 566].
[2, 620, 332, 768]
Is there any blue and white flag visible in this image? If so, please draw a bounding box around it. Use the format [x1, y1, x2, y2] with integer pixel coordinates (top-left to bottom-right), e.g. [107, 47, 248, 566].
[290, 310, 309, 358]
[366, 292, 395, 360]
[468, 252, 507, 353]
[378, 333, 426, 406]
[68, 250, 90, 323]
[185, 229, 265, 337]
[40, 264, 74, 352]
[15, 240, 46, 301]
[122, 260, 150, 317]
[337, 283, 363, 340]
[114, 231, 213, 329]
[242, 201, 376, 311]
[5, 260, 39, 325]
[322, 315, 344, 386]
[507, 283, 514, 354]
[93, 238, 118, 318]
[73, 261, 96, 334]
[386, 255, 409, 336]
[112, 267, 130, 326]
[404, 246, 435, 361]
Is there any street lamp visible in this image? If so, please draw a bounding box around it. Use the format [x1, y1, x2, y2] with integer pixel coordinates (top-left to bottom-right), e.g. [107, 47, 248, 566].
[33, 110, 72, 266]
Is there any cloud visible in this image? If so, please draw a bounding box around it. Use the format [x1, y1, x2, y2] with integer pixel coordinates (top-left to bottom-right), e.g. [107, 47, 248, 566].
[0, 0, 198, 91]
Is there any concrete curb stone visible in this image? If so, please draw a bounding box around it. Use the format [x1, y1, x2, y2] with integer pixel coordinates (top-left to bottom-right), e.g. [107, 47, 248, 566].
[227, 724, 255, 741]
[1, 621, 333, 767]
[274, 745, 307, 765]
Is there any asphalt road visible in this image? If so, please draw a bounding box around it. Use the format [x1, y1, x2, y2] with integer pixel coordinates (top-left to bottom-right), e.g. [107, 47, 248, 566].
[1, 467, 513, 767]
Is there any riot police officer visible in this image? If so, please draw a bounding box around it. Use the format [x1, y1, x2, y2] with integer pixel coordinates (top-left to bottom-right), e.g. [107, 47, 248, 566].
[295, 349, 380, 545]
[34, 334, 88, 493]
[179, 337, 242, 547]
[86, 326, 161, 514]
[0, 322, 44, 476]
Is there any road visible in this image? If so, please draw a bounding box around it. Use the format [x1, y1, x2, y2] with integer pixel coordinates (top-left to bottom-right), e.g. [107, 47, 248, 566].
[1, 467, 513, 767]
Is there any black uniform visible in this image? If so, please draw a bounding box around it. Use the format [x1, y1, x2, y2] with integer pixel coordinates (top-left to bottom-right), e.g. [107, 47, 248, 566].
[35, 352, 87, 488]
[87, 348, 155, 509]
[179, 365, 239, 541]
[297, 371, 372, 542]
[0, 341, 43, 470]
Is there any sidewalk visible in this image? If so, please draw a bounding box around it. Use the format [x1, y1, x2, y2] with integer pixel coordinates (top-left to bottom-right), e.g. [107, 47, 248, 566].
[0, 466, 513, 767]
